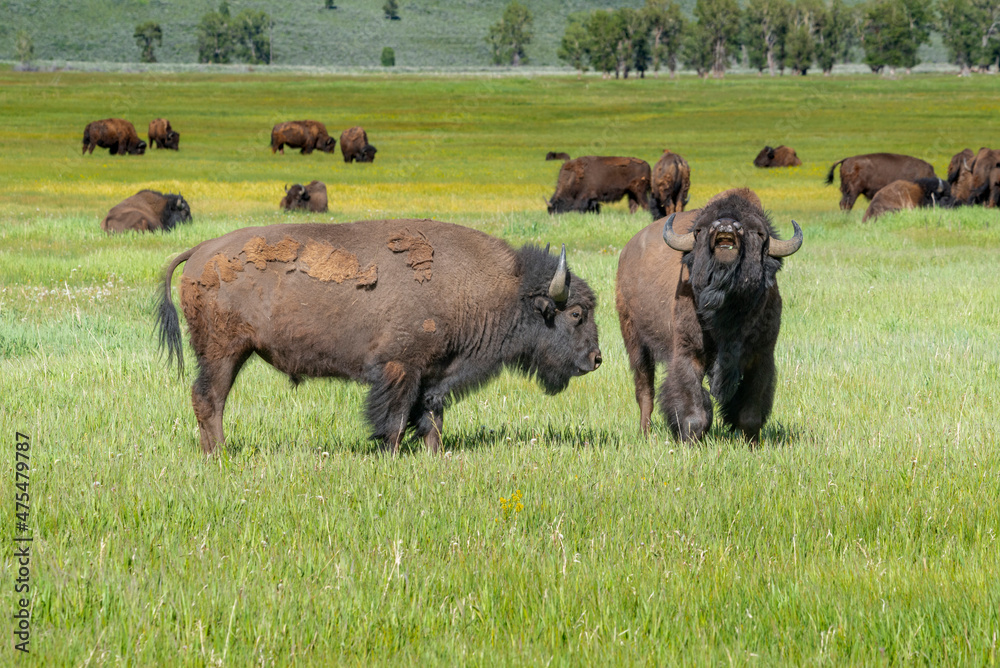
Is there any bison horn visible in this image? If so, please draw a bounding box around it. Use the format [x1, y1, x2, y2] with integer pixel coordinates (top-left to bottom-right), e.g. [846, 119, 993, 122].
[544, 242, 550, 254]
[662, 213, 695, 252]
[548, 244, 569, 303]
[767, 220, 803, 258]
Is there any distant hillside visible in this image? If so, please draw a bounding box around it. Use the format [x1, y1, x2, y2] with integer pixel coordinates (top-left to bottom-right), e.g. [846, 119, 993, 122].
[1, 0, 666, 68]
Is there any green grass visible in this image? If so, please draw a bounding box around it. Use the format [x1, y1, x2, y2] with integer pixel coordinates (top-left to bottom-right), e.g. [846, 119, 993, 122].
[2, 71, 1000, 665]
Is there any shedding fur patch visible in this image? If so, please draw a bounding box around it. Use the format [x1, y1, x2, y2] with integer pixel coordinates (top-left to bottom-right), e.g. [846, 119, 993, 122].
[387, 230, 434, 282]
[384, 361, 406, 384]
[207, 253, 244, 283]
[243, 236, 301, 270]
[301, 239, 378, 286]
[422, 319, 436, 333]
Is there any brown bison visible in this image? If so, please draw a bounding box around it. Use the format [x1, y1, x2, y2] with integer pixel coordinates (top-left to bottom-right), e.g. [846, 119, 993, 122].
[101, 190, 192, 234]
[82, 118, 146, 155]
[862, 178, 952, 222]
[968, 147, 1000, 207]
[148, 118, 180, 150]
[825, 152, 935, 210]
[339, 126, 377, 163]
[270, 121, 337, 155]
[156, 220, 602, 454]
[650, 149, 691, 218]
[280, 181, 329, 213]
[615, 188, 802, 443]
[546, 152, 571, 161]
[753, 145, 802, 168]
[547, 156, 651, 214]
[947, 149, 976, 204]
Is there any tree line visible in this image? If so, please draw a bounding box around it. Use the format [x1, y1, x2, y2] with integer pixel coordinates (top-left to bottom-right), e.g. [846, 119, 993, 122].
[485, 0, 1000, 77]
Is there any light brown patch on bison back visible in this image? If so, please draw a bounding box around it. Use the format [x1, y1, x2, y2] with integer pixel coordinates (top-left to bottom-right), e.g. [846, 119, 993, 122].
[387, 231, 434, 282]
[243, 236, 301, 270]
[207, 253, 244, 283]
[384, 361, 406, 384]
[300, 240, 378, 286]
[423, 319, 436, 333]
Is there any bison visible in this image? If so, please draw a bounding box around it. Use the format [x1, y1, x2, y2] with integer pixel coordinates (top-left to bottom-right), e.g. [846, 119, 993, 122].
[546, 152, 571, 161]
[547, 156, 651, 215]
[862, 178, 952, 222]
[156, 219, 602, 454]
[650, 149, 691, 218]
[947, 149, 975, 204]
[280, 181, 329, 213]
[270, 121, 337, 155]
[340, 126, 377, 163]
[615, 188, 802, 443]
[148, 118, 180, 150]
[101, 190, 192, 234]
[825, 152, 935, 211]
[753, 145, 802, 168]
[82, 118, 146, 155]
[968, 147, 1000, 207]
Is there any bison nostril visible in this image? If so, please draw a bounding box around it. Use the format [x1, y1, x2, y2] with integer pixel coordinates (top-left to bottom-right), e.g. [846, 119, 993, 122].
[592, 351, 602, 369]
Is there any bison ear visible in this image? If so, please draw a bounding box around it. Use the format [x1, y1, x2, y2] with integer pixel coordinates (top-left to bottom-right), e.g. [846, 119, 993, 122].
[534, 296, 556, 320]
[544, 242, 550, 255]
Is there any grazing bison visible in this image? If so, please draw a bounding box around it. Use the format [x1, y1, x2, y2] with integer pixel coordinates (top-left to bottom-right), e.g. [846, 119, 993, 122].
[546, 152, 571, 161]
[156, 220, 602, 454]
[825, 152, 935, 211]
[280, 181, 329, 213]
[82, 118, 146, 155]
[270, 121, 337, 155]
[339, 126, 377, 163]
[615, 188, 802, 443]
[650, 149, 691, 218]
[547, 156, 651, 215]
[101, 190, 192, 234]
[947, 149, 975, 204]
[753, 145, 802, 168]
[148, 118, 180, 150]
[862, 178, 952, 222]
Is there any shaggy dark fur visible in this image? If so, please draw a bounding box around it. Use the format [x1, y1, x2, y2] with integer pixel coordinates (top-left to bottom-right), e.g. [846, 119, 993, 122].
[156, 220, 601, 455]
[650, 150, 691, 218]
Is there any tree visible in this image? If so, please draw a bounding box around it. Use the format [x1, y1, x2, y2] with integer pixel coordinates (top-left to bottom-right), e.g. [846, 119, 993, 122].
[15, 31, 33, 64]
[814, 0, 851, 74]
[743, 0, 791, 75]
[614, 7, 651, 78]
[939, 0, 1000, 74]
[325, 0, 337, 8]
[197, 2, 233, 64]
[134, 21, 163, 63]
[232, 9, 272, 64]
[860, 0, 932, 74]
[381, 46, 396, 66]
[643, 0, 686, 77]
[557, 14, 590, 73]
[683, 23, 716, 77]
[383, 0, 400, 20]
[784, 0, 824, 75]
[486, 2, 534, 66]
[692, 0, 743, 77]
[584, 10, 625, 76]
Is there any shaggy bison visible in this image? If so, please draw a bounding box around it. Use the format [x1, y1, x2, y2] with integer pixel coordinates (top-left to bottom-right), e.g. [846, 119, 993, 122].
[339, 126, 377, 163]
[968, 147, 1000, 207]
[280, 181, 329, 213]
[862, 178, 952, 222]
[546, 152, 571, 161]
[148, 118, 180, 150]
[825, 152, 935, 210]
[102, 190, 192, 234]
[156, 220, 602, 454]
[547, 156, 651, 214]
[753, 145, 802, 168]
[270, 121, 337, 155]
[82, 118, 146, 155]
[947, 149, 975, 204]
[650, 149, 691, 218]
[615, 188, 802, 443]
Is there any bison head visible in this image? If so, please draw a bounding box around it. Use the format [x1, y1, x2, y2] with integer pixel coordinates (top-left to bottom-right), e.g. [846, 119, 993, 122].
[753, 146, 775, 167]
[358, 144, 377, 162]
[662, 191, 801, 402]
[165, 131, 180, 150]
[280, 184, 308, 210]
[163, 195, 192, 230]
[320, 137, 337, 153]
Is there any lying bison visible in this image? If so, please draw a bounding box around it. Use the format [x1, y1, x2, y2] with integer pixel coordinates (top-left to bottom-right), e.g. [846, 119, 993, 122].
[102, 190, 192, 234]
[270, 120, 337, 155]
[615, 188, 802, 443]
[753, 145, 802, 168]
[280, 181, 329, 213]
[83, 118, 146, 155]
[968, 147, 1000, 207]
[340, 126, 377, 163]
[148, 118, 180, 150]
[547, 156, 651, 214]
[825, 152, 935, 210]
[650, 150, 691, 218]
[862, 178, 952, 222]
[546, 152, 570, 162]
[156, 220, 602, 454]
[947, 149, 975, 204]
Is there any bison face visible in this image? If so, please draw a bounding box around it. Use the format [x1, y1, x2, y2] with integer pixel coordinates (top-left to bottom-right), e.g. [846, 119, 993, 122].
[130, 140, 147, 155]
[707, 218, 745, 265]
[281, 184, 308, 210]
[753, 147, 774, 167]
[320, 137, 337, 153]
[163, 195, 192, 230]
[165, 131, 180, 150]
[359, 144, 377, 162]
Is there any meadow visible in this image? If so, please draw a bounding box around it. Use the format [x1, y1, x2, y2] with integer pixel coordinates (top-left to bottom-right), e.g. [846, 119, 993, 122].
[1, 69, 999, 665]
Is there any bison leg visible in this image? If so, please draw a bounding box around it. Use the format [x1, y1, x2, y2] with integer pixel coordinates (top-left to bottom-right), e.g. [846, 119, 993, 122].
[719, 357, 776, 445]
[618, 312, 656, 435]
[414, 404, 444, 455]
[839, 188, 859, 211]
[191, 352, 251, 454]
[650, 197, 666, 220]
[365, 362, 423, 455]
[660, 356, 713, 443]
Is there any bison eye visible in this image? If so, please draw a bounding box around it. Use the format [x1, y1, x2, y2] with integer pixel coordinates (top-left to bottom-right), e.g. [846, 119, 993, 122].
[569, 308, 582, 321]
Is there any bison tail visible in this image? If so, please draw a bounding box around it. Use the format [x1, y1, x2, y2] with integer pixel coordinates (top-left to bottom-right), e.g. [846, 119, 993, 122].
[156, 248, 194, 377]
[824, 159, 845, 186]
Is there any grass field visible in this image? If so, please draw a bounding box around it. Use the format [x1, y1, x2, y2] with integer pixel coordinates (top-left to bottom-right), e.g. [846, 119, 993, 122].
[2, 69, 999, 665]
